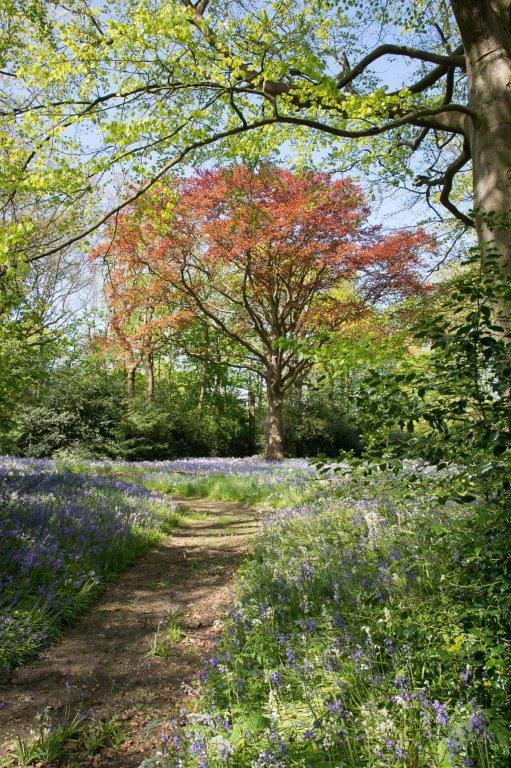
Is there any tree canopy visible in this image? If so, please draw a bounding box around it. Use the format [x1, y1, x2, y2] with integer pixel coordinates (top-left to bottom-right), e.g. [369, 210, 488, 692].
[2, 0, 510, 283]
[94, 166, 432, 457]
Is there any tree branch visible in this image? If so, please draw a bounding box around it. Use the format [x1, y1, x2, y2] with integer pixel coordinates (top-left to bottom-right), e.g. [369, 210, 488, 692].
[241, 256, 272, 350]
[179, 344, 263, 376]
[335, 44, 465, 90]
[8, 117, 278, 268]
[277, 103, 473, 141]
[178, 265, 268, 364]
[413, 138, 474, 227]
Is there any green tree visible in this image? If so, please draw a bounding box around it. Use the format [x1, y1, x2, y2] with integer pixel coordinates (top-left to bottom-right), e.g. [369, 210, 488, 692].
[1, 1, 510, 284]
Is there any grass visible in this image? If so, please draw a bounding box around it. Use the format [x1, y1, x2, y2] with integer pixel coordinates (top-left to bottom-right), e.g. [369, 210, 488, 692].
[56, 457, 315, 508]
[154, 462, 510, 768]
[145, 473, 284, 505]
[4, 713, 124, 767]
[0, 458, 184, 676]
[147, 614, 186, 658]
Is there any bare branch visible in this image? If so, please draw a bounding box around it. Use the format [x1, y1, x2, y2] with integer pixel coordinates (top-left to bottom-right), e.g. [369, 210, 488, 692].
[335, 44, 465, 91]
[177, 265, 268, 364]
[413, 138, 474, 227]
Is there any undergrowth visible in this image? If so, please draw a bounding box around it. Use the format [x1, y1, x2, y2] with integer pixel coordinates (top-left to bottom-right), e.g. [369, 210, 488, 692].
[2, 709, 123, 767]
[0, 458, 182, 676]
[150, 462, 510, 768]
[58, 457, 313, 507]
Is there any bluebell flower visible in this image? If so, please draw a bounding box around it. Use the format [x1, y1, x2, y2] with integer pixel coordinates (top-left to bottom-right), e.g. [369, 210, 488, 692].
[433, 700, 449, 727]
[327, 699, 349, 718]
[269, 671, 282, 687]
[285, 647, 296, 663]
[468, 709, 489, 737]
[460, 667, 472, 685]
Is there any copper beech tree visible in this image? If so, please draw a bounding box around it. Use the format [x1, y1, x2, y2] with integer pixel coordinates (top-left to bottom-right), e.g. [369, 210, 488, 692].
[92, 198, 193, 399]
[96, 167, 433, 460]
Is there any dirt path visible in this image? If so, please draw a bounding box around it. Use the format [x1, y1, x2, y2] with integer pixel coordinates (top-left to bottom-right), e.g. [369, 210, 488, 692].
[0, 498, 259, 766]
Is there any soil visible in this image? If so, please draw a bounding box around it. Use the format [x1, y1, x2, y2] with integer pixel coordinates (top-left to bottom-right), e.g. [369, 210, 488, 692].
[0, 498, 259, 767]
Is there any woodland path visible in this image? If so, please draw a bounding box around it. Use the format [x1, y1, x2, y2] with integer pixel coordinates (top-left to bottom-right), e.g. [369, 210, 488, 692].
[0, 498, 259, 767]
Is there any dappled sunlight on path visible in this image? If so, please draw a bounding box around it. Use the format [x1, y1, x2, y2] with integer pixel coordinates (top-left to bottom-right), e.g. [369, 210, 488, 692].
[0, 499, 259, 766]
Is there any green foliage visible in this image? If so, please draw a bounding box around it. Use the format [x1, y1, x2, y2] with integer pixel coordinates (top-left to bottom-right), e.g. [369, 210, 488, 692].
[147, 614, 185, 659]
[283, 383, 363, 457]
[0, 352, 253, 459]
[2, 357, 127, 457]
[346, 246, 510, 503]
[164, 464, 510, 768]
[0, 0, 469, 269]
[7, 712, 124, 767]
[0, 337, 374, 460]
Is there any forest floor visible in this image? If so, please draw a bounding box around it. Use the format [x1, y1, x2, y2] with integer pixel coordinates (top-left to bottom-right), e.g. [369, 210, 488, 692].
[0, 498, 259, 767]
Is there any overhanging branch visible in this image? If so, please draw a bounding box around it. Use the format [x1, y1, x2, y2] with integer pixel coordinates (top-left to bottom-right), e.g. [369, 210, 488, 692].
[413, 138, 474, 227]
[7, 117, 278, 269]
[335, 44, 465, 91]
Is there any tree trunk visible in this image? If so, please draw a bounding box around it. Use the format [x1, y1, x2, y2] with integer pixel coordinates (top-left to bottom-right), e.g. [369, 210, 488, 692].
[265, 382, 284, 461]
[145, 352, 154, 400]
[125, 351, 139, 397]
[247, 389, 257, 455]
[127, 363, 137, 396]
[451, 0, 511, 280]
[198, 377, 206, 416]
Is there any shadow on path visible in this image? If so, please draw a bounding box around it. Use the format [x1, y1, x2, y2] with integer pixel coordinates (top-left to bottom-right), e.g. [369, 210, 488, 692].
[0, 498, 260, 766]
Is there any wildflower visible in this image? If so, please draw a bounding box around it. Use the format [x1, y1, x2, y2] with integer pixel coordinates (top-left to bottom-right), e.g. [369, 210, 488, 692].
[468, 708, 489, 737]
[217, 738, 233, 761]
[299, 618, 317, 633]
[160, 730, 170, 745]
[189, 736, 207, 757]
[383, 637, 395, 654]
[171, 733, 182, 750]
[285, 647, 296, 663]
[299, 562, 314, 580]
[327, 699, 349, 718]
[445, 736, 462, 755]
[460, 667, 472, 685]
[269, 671, 282, 688]
[433, 700, 449, 727]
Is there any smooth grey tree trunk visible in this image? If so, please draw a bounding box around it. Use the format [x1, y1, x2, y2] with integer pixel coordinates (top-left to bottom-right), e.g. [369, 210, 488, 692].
[451, 0, 511, 282]
[145, 352, 154, 400]
[247, 389, 257, 455]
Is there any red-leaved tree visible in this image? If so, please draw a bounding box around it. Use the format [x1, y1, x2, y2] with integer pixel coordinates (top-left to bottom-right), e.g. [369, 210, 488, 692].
[97, 167, 433, 459]
[92, 192, 194, 398]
